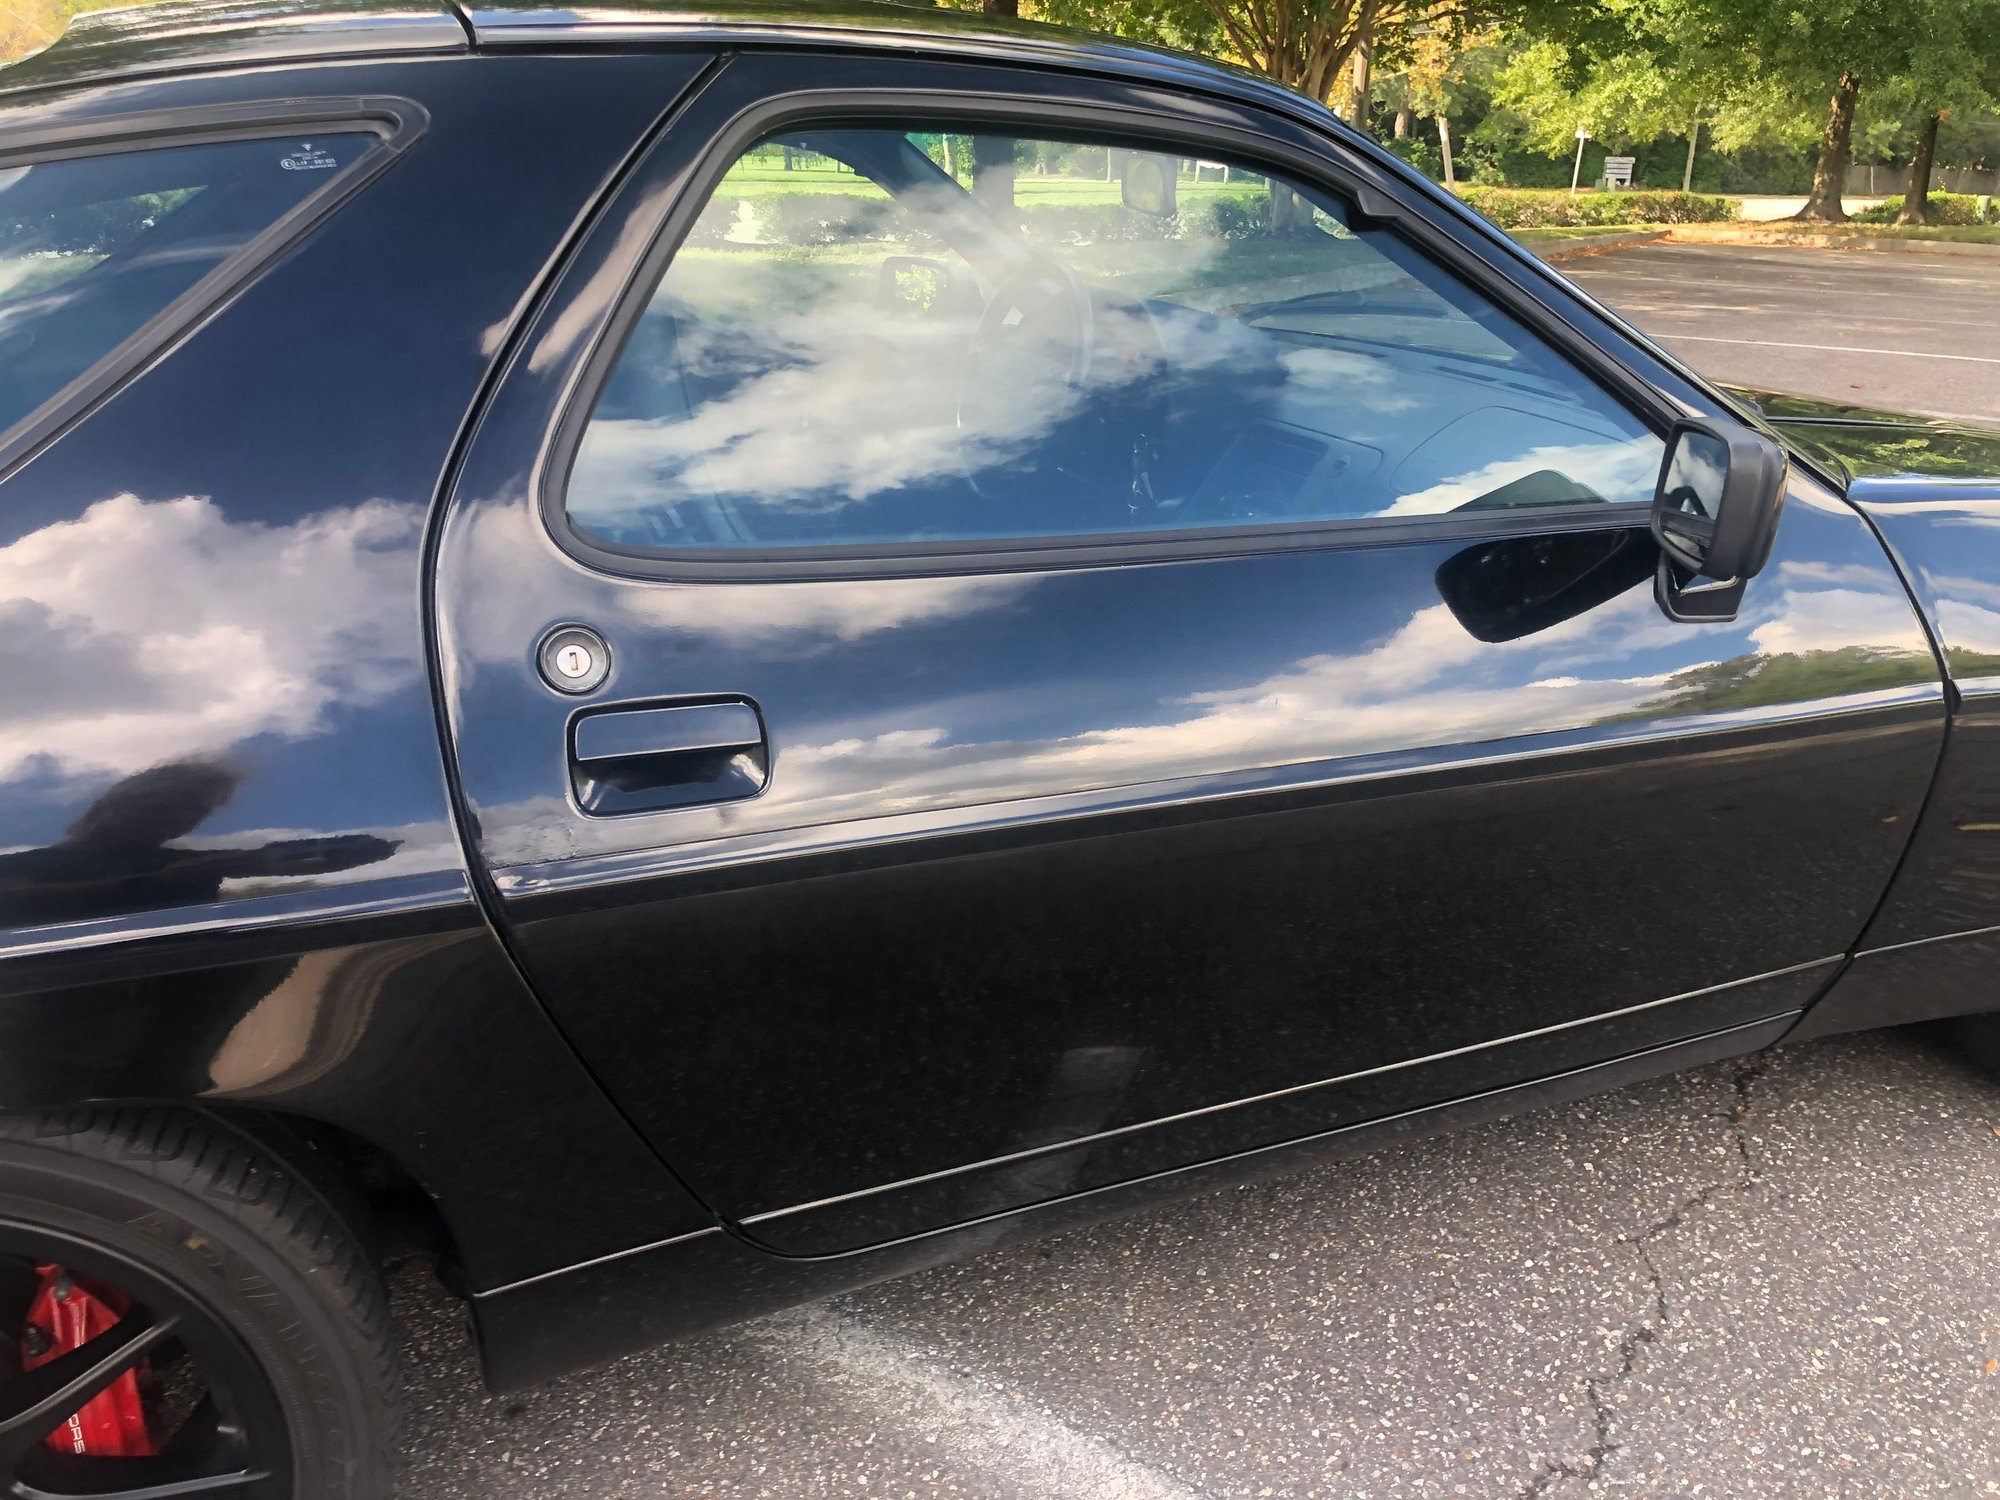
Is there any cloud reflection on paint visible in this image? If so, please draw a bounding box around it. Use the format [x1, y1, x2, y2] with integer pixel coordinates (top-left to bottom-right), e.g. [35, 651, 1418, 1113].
[0, 494, 423, 784]
[758, 558, 1935, 824]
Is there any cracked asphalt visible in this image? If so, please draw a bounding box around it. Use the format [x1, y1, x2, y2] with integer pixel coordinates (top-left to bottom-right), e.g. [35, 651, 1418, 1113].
[395, 1025, 2000, 1496]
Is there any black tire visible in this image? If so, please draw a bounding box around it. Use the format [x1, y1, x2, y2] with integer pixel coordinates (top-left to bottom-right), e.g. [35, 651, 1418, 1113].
[0, 1106, 401, 1499]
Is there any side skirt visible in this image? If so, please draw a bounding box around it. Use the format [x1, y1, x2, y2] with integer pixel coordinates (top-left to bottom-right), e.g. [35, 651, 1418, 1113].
[1787, 923, 2000, 1043]
[470, 1011, 1796, 1392]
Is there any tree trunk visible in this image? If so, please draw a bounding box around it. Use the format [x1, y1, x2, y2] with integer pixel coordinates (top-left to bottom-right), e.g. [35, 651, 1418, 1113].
[1681, 105, 1701, 193]
[1348, 22, 1373, 134]
[1898, 110, 1941, 225]
[1268, 180, 1313, 234]
[1796, 71, 1858, 222]
[1438, 115, 1456, 189]
[1394, 106, 1412, 138]
[971, 136, 1017, 213]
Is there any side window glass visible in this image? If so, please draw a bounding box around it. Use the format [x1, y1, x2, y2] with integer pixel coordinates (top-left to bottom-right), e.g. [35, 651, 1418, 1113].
[0, 132, 375, 442]
[566, 127, 1663, 554]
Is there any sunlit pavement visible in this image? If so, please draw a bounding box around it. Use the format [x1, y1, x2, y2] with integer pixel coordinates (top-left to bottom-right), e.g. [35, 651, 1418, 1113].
[1564, 241, 2000, 427]
[397, 1028, 2000, 1497]
[1732, 196, 1891, 222]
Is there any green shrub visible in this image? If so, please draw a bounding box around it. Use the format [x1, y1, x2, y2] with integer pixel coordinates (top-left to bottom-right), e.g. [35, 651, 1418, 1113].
[690, 191, 907, 247]
[1018, 193, 1269, 246]
[1852, 192, 1990, 225]
[1380, 136, 1442, 179]
[1180, 193, 1269, 240]
[1017, 201, 1176, 244]
[1455, 186, 1736, 228]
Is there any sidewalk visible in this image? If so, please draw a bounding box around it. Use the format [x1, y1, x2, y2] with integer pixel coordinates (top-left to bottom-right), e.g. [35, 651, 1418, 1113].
[1733, 194, 1892, 221]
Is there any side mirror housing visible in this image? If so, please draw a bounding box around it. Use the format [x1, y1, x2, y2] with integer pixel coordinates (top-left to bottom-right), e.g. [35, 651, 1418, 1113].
[1651, 417, 1788, 622]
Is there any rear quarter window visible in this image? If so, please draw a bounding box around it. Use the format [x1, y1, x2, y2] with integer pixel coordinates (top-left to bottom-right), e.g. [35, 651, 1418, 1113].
[0, 129, 378, 455]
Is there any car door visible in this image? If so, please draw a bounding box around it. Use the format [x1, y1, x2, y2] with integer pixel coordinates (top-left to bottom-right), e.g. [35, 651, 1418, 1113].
[434, 52, 1944, 1256]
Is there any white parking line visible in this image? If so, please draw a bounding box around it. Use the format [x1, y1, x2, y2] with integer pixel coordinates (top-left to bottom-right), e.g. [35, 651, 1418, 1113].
[745, 1304, 1202, 1500]
[1657, 332, 2000, 366]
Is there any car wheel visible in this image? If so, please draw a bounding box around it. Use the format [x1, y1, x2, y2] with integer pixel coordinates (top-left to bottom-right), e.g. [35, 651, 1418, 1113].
[0, 1106, 400, 1499]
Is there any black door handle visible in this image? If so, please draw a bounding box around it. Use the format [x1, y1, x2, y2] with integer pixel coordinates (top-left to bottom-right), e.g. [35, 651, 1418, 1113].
[569, 699, 767, 816]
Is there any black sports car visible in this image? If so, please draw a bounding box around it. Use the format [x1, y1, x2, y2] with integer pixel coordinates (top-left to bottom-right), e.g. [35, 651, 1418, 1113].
[2, 1, 1998, 1492]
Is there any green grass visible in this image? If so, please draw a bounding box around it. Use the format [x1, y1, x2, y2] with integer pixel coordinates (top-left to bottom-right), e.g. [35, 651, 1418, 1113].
[712, 164, 1265, 208]
[674, 235, 1370, 302]
[1507, 225, 1660, 243]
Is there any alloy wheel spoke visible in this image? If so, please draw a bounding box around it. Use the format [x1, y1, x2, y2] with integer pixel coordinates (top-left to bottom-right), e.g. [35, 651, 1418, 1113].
[0, 1313, 176, 1463]
[10, 1446, 267, 1500]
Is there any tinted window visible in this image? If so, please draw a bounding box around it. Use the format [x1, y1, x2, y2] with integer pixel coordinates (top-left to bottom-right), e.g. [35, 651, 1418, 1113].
[567, 128, 1662, 554]
[0, 132, 373, 439]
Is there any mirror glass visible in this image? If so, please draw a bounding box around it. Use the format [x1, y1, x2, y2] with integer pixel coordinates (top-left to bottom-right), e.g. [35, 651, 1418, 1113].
[1119, 153, 1177, 217]
[1660, 428, 1729, 521]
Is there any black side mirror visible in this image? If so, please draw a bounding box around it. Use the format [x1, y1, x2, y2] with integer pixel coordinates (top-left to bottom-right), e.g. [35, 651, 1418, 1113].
[1651, 417, 1788, 622]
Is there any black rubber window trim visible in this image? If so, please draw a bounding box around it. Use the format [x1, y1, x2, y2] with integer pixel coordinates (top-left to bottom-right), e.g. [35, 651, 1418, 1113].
[538, 73, 1679, 583]
[0, 95, 429, 485]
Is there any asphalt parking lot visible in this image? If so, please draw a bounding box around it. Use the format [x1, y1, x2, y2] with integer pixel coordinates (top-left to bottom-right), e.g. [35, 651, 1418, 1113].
[1561, 241, 2000, 426]
[394, 243, 2000, 1498]
[398, 1029, 2000, 1497]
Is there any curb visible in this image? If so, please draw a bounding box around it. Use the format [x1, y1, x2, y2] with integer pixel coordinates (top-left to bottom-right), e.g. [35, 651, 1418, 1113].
[1527, 228, 1671, 261]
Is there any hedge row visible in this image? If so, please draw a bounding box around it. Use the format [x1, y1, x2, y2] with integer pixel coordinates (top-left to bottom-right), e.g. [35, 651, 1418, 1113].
[1017, 195, 1270, 244]
[1455, 187, 1737, 228]
[691, 192, 903, 248]
[1853, 192, 1997, 225]
[691, 183, 1742, 247]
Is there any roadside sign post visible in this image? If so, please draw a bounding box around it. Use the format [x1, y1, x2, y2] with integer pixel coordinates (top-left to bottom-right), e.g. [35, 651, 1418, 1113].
[1571, 126, 1591, 195]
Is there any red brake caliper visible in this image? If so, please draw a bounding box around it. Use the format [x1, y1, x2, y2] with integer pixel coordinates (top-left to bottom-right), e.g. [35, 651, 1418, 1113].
[20, 1263, 156, 1457]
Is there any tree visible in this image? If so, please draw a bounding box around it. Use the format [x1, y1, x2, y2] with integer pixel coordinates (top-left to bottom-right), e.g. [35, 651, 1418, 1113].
[1494, 0, 1998, 220]
[1041, 0, 1498, 110]
[1660, 0, 2000, 221]
[1883, 0, 2000, 222]
[1899, 110, 1943, 224]
[1799, 70, 1860, 220]
[1376, 23, 1488, 185]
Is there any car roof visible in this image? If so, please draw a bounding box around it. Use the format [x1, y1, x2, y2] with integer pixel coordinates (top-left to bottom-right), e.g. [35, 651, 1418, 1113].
[0, 0, 468, 97]
[0, 0, 1334, 140]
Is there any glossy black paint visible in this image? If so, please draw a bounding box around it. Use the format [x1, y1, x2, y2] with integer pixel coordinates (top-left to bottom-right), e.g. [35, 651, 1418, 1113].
[473, 1012, 1798, 1391]
[0, 0, 467, 99]
[1755, 407, 2000, 1040]
[0, 49, 726, 1287]
[0, 0, 1996, 1398]
[434, 48, 1945, 1261]
[1823, 439, 2000, 954]
[0, 888, 714, 1289]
